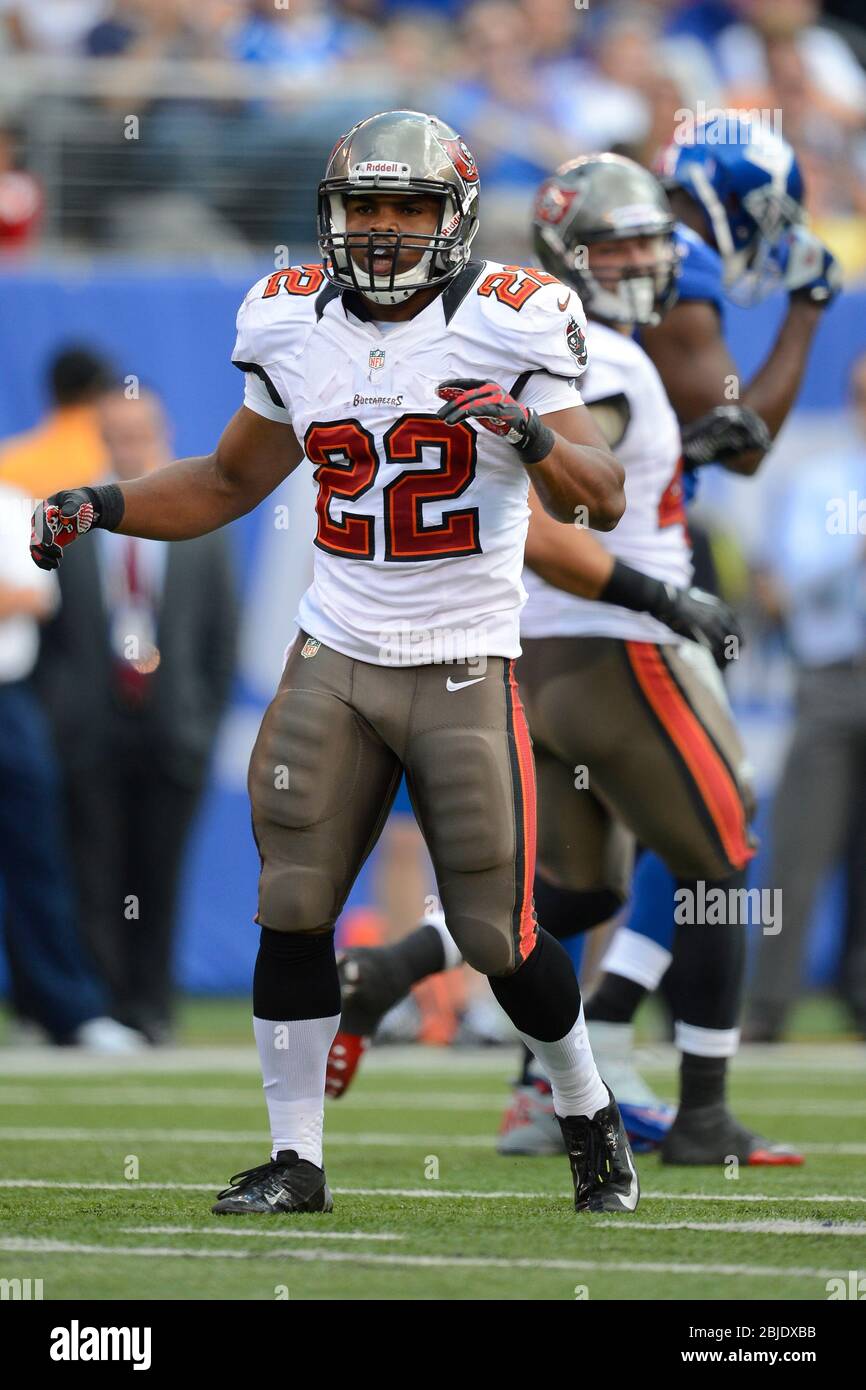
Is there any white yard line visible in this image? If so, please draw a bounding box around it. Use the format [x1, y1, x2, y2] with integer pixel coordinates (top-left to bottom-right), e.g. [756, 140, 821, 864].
[3, 1088, 866, 1118]
[586, 1219, 866, 1236]
[0, 1126, 491, 1147]
[119, 1225, 402, 1241]
[0, 1042, 863, 1077]
[2, 1178, 866, 1203]
[0, 1235, 843, 1279]
[0, 1125, 863, 1154]
[0, 1088, 508, 1112]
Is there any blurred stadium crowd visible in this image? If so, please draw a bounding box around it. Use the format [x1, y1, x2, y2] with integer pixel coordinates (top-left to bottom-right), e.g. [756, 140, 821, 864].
[1, 1, 866, 1050]
[1, 0, 866, 258]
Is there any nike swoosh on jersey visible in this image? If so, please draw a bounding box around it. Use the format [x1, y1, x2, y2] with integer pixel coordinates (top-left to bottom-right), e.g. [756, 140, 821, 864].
[445, 676, 487, 692]
[557, 294, 570, 311]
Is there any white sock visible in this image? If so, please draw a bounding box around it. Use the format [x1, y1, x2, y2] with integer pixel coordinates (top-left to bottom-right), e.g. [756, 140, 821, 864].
[675, 1021, 740, 1058]
[601, 926, 672, 991]
[520, 1006, 609, 1118]
[423, 908, 464, 972]
[253, 1014, 339, 1167]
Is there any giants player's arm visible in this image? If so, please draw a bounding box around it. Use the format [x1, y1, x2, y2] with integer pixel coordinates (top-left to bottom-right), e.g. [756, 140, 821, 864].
[530, 402, 625, 531]
[114, 407, 303, 539]
[641, 296, 823, 476]
[523, 486, 613, 595]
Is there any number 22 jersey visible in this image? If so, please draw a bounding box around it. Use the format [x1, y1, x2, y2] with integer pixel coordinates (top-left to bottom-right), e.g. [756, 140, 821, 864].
[232, 259, 588, 666]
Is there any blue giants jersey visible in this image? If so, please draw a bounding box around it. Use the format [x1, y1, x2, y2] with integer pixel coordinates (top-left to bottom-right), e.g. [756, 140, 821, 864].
[674, 223, 725, 316]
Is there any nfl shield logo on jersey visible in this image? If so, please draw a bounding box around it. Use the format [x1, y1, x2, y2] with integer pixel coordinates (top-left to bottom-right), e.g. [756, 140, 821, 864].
[301, 637, 321, 659]
[368, 347, 386, 372]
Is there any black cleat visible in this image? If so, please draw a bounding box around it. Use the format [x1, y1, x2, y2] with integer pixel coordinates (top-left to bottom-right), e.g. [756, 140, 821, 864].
[326, 946, 415, 1098]
[661, 1103, 803, 1166]
[338, 946, 412, 1037]
[211, 1150, 334, 1214]
[558, 1088, 640, 1213]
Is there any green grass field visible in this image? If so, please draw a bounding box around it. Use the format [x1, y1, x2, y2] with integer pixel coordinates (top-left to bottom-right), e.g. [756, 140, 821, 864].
[1, 997, 864, 1302]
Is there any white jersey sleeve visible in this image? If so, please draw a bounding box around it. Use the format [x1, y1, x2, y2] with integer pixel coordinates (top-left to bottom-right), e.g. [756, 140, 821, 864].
[518, 370, 582, 416]
[242, 369, 292, 424]
[232, 269, 321, 425]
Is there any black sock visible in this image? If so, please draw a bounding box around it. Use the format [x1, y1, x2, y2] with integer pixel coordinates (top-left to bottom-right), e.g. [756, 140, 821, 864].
[488, 930, 580, 1041]
[253, 926, 340, 1021]
[669, 873, 746, 1031]
[533, 873, 620, 940]
[585, 972, 647, 1024]
[519, 1041, 536, 1085]
[378, 923, 446, 991]
[679, 1053, 727, 1111]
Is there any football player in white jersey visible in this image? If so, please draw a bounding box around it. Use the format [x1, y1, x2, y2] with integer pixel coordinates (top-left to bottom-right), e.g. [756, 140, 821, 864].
[30, 111, 641, 1216]
[328, 155, 800, 1166]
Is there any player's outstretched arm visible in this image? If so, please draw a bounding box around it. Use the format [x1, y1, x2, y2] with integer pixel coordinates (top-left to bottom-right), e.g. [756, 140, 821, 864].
[31, 407, 303, 569]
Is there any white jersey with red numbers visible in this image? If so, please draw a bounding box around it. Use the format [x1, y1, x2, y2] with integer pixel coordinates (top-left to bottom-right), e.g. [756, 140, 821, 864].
[521, 318, 691, 644]
[232, 260, 589, 666]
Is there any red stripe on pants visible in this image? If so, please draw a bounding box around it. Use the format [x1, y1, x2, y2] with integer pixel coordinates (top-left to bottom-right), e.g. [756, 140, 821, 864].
[625, 642, 754, 871]
[507, 660, 539, 960]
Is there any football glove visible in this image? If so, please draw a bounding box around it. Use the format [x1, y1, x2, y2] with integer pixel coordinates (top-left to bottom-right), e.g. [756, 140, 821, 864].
[436, 377, 555, 464]
[680, 404, 771, 470]
[774, 226, 842, 307]
[601, 559, 743, 668]
[31, 484, 124, 571]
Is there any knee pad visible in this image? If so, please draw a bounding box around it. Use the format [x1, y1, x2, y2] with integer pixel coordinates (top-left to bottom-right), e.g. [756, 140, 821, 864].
[410, 728, 515, 874]
[257, 857, 341, 936]
[447, 913, 514, 976]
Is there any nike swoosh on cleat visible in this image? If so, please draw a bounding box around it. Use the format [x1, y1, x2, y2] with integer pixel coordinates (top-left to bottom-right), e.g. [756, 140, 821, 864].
[445, 676, 487, 692]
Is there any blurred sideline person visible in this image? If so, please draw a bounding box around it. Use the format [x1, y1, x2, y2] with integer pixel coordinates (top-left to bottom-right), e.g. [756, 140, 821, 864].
[34, 387, 239, 1045]
[746, 350, 866, 1040]
[328, 155, 800, 1167]
[29, 111, 640, 1219]
[0, 480, 143, 1052]
[0, 346, 114, 496]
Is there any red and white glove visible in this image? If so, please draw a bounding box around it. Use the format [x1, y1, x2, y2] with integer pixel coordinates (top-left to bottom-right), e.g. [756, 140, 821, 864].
[436, 377, 554, 463]
[31, 484, 125, 571]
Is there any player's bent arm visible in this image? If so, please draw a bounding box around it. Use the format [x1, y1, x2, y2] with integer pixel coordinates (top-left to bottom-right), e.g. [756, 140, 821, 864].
[643, 298, 822, 476]
[523, 488, 614, 595]
[530, 403, 625, 531]
[116, 407, 304, 539]
[523, 488, 743, 666]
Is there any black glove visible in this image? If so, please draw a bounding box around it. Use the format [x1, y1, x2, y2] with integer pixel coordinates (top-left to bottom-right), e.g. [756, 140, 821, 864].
[600, 559, 743, 668]
[680, 405, 771, 471]
[30, 484, 125, 571]
[436, 377, 555, 464]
